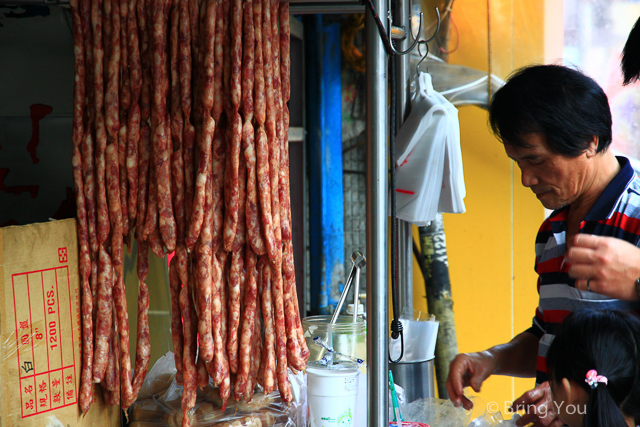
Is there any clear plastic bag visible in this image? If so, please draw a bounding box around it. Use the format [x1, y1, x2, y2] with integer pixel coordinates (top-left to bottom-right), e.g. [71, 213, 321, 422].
[398, 396, 520, 427]
[129, 352, 307, 427]
[410, 54, 506, 110]
[400, 397, 470, 427]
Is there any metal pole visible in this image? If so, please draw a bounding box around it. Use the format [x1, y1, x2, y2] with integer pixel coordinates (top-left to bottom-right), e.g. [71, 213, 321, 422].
[394, 0, 413, 314]
[366, 0, 389, 425]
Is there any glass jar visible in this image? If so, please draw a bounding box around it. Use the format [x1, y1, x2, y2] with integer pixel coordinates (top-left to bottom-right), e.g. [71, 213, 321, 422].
[302, 315, 366, 368]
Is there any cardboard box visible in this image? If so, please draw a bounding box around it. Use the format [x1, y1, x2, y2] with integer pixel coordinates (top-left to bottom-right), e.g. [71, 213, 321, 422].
[0, 219, 120, 427]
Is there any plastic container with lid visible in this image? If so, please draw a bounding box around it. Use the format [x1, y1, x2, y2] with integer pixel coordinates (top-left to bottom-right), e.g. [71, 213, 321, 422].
[307, 362, 360, 427]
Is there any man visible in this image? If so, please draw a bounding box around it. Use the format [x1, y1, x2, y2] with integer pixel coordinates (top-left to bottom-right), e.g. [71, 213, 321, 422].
[445, 64, 640, 427]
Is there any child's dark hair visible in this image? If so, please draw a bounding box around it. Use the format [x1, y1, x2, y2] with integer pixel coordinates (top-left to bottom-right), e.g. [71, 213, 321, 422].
[622, 16, 640, 85]
[546, 310, 640, 427]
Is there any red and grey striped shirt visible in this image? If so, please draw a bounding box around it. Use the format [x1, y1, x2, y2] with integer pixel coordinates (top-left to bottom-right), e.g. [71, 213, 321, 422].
[527, 156, 640, 385]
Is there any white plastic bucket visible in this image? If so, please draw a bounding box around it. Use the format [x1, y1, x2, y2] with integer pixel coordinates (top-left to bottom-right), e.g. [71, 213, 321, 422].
[307, 364, 360, 427]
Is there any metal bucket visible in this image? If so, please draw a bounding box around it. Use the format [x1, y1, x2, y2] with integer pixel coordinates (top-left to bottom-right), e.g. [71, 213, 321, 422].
[389, 358, 436, 403]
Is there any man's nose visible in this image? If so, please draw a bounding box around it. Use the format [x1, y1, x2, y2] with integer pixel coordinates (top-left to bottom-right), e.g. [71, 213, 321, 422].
[520, 167, 538, 188]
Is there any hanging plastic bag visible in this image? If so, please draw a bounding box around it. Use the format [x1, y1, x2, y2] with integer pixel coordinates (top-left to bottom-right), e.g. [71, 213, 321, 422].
[394, 72, 466, 226]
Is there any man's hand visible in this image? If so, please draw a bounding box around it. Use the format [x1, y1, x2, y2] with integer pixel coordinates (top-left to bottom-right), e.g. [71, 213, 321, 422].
[510, 382, 563, 427]
[445, 351, 496, 410]
[566, 234, 640, 300]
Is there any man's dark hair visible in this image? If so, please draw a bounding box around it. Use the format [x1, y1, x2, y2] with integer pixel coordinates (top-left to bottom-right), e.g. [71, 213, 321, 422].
[488, 64, 612, 157]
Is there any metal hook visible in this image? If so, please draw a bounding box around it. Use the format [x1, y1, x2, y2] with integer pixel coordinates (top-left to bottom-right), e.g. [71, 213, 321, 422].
[423, 7, 441, 43]
[413, 6, 442, 76]
[363, 0, 441, 57]
[389, 12, 423, 56]
[415, 40, 430, 75]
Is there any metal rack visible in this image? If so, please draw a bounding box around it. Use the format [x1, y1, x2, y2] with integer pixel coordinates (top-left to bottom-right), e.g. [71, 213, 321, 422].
[0, 0, 413, 425]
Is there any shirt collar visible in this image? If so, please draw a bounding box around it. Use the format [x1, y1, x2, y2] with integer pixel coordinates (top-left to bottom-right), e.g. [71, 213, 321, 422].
[584, 156, 635, 221]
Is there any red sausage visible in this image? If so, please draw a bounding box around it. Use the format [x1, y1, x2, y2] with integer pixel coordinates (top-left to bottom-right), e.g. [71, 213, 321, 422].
[234, 247, 257, 400]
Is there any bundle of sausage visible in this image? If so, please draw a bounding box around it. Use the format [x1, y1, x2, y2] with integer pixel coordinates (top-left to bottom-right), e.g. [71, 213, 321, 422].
[127, 351, 307, 427]
[69, 0, 309, 423]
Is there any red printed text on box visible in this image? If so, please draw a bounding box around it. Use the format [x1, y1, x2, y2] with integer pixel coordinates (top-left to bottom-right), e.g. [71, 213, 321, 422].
[12, 266, 77, 418]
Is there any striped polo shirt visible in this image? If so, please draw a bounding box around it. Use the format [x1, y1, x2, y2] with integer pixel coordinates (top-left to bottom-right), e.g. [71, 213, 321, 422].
[527, 156, 640, 385]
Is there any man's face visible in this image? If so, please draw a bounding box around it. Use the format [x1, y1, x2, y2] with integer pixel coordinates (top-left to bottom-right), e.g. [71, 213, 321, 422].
[504, 133, 592, 210]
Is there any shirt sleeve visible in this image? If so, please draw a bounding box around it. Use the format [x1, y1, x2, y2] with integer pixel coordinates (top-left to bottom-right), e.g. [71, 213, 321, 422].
[525, 307, 546, 338]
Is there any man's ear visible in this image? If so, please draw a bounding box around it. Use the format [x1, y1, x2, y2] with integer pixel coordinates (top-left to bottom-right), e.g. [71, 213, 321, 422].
[586, 136, 599, 157]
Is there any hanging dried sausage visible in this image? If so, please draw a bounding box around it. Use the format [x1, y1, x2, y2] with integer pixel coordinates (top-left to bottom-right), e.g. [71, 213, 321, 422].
[242, 0, 255, 121]
[222, 113, 243, 251]
[211, 123, 226, 254]
[127, 104, 141, 228]
[271, 261, 292, 402]
[148, 225, 166, 259]
[119, 123, 130, 236]
[126, 0, 142, 226]
[155, 121, 177, 251]
[169, 253, 185, 384]
[118, 0, 130, 235]
[103, 308, 119, 393]
[105, 0, 120, 141]
[255, 127, 277, 263]
[92, 246, 113, 383]
[211, 0, 224, 122]
[180, 265, 198, 427]
[211, 252, 230, 406]
[82, 132, 99, 257]
[234, 248, 256, 400]
[226, 248, 244, 374]
[257, 258, 276, 393]
[196, 356, 209, 389]
[92, 0, 110, 245]
[131, 239, 151, 398]
[70, 3, 94, 411]
[195, 163, 214, 362]
[244, 122, 266, 256]
[186, 116, 214, 249]
[138, 0, 152, 123]
[227, 150, 247, 373]
[253, 0, 265, 127]
[170, 6, 187, 248]
[143, 144, 159, 243]
[262, 0, 281, 264]
[283, 242, 304, 371]
[179, 0, 196, 221]
[229, 0, 242, 112]
[245, 285, 262, 402]
[279, 2, 290, 105]
[136, 124, 152, 237]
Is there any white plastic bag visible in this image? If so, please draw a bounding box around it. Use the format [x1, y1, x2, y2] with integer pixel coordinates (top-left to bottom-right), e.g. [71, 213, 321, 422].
[394, 72, 466, 226]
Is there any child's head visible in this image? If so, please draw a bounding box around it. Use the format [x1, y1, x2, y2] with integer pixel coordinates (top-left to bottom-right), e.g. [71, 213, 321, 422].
[546, 310, 640, 427]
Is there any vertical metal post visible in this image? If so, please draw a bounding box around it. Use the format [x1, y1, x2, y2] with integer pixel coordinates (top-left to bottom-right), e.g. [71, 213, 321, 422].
[366, 2, 389, 427]
[394, 0, 413, 314]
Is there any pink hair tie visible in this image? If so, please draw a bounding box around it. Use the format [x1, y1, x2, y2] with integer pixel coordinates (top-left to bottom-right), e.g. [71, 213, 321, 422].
[585, 369, 608, 389]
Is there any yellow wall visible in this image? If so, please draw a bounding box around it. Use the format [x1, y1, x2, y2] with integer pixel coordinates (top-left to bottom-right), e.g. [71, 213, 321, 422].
[411, 0, 562, 412]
